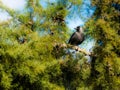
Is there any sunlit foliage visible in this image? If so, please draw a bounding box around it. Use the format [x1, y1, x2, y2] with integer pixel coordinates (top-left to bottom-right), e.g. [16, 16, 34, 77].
[85, 0, 120, 90]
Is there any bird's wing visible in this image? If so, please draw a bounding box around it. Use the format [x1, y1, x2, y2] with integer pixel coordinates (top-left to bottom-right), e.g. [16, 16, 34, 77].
[68, 32, 78, 44]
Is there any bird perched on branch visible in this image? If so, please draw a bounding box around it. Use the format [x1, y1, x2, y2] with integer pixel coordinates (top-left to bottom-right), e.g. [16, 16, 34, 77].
[68, 26, 84, 46]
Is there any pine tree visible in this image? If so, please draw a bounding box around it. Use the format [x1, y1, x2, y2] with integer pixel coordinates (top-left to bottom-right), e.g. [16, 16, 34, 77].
[0, 0, 92, 90]
[85, 0, 120, 90]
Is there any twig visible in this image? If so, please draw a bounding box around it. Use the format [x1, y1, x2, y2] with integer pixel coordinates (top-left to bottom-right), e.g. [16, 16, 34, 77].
[54, 43, 93, 56]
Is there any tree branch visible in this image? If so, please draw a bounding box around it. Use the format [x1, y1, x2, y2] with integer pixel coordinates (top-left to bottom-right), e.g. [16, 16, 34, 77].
[54, 43, 93, 56]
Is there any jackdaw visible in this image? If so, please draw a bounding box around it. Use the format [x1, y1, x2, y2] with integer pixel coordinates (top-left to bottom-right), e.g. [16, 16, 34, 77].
[68, 26, 84, 46]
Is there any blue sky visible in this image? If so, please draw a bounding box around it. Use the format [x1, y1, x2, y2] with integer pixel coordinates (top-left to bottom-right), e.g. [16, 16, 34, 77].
[0, 0, 26, 22]
[1, 0, 26, 10]
[0, 0, 95, 26]
[0, 0, 95, 51]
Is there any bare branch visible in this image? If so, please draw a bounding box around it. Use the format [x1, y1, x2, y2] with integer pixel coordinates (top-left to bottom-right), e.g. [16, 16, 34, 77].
[54, 43, 93, 56]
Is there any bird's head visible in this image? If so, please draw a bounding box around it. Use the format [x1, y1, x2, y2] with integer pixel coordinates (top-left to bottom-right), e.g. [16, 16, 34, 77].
[74, 26, 83, 33]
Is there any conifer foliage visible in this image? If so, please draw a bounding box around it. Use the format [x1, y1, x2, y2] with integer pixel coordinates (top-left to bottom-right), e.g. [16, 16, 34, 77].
[1, 0, 119, 90]
[0, 0, 90, 90]
[85, 0, 120, 90]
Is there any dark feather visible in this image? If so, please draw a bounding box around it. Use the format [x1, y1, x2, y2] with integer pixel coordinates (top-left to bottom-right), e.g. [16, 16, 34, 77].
[68, 27, 84, 45]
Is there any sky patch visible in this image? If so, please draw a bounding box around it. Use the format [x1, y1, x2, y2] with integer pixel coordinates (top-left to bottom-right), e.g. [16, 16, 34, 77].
[1, 0, 26, 10]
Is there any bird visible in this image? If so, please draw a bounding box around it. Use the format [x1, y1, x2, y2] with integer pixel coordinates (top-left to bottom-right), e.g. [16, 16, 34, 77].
[68, 26, 84, 46]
